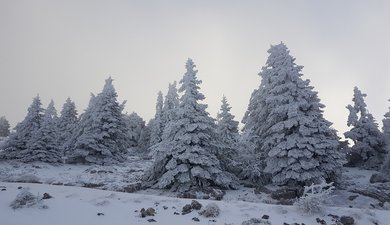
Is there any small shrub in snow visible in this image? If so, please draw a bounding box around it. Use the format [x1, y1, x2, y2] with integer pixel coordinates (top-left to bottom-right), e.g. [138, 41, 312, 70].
[294, 181, 334, 214]
[199, 203, 220, 218]
[10, 188, 47, 209]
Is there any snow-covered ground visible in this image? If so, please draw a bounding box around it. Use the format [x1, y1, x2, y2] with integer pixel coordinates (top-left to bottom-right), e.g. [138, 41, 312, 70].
[1, 182, 388, 225]
[1, 161, 389, 225]
[0, 156, 151, 192]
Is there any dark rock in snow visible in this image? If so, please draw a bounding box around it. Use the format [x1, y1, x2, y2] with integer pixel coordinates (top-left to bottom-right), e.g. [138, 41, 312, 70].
[182, 204, 193, 215]
[191, 200, 202, 210]
[163, 206, 168, 210]
[42, 193, 53, 199]
[327, 214, 339, 219]
[192, 217, 200, 222]
[140, 207, 156, 217]
[262, 215, 269, 219]
[315, 218, 326, 225]
[97, 212, 104, 216]
[370, 173, 390, 183]
[174, 212, 180, 215]
[1, 188, 6, 191]
[340, 216, 355, 225]
[146, 208, 156, 216]
[17, 186, 23, 189]
[348, 195, 359, 201]
[147, 219, 156, 222]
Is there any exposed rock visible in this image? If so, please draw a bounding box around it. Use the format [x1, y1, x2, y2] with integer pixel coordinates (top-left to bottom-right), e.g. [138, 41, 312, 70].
[140, 207, 156, 217]
[315, 217, 326, 225]
[123, 183, 142, 193]
[348, 195, 358, 201]
[340, 216, 354, 225]
[182, 204, 193, 215]
[17, 186, 22, 189]
[262, 215, 269, 219]
[145, 208, 156, 216]
[350, 188, 390, 203]
[174, 212, 180, 215]
[271, 187, 303, 200]
[163, 206, 168, 210]
[199, 203, 220, 218]
[192, 217, 200, 222]
[42, 193, 53, 199]
[1, 188, 6, 191]
[147, 219, 156, 222]
[254, 186, 272, 194]
[327, 214, 339, 219]
[97, 212, 104, 216]
[191, 200, 202, 210]
[370, 173, 390, 183]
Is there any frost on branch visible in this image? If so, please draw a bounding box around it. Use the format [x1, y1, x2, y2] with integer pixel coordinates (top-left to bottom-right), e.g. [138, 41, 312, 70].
[294, 181, 334, 214]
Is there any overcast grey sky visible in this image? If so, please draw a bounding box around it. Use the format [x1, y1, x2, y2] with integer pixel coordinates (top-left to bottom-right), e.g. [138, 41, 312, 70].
[1, 0, 390, 136]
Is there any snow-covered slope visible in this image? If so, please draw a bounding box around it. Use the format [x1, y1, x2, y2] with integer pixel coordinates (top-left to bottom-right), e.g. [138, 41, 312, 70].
[1, 182, 388, 225]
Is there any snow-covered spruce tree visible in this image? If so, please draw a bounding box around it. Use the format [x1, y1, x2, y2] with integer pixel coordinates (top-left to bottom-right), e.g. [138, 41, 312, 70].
[344, 87, 387, 169]
[215, 96, 240, 172]
[383, 100, 390, 145]
[162, 81, 180, 129]
[57, 97, 78, 159]
[0, 95, 44, 161]
[0, 116, 10, 137]
[138, 119, 153, 152]
[24, 100, 61, 163]
[123, 112, 145, 148]
[381, 101, 390, 172]
[144, 59, 238, 191]
[252, 43, 344, 186]
[66, 77, 129, 165]
[149, 91, 164, 147]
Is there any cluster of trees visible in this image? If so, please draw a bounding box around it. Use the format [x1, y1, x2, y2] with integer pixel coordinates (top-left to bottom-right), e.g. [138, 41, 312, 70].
[1, 43, 389, 190]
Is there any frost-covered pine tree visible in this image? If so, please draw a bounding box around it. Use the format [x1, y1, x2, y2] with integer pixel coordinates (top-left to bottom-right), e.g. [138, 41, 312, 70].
[66, 77, 128, 165]
[25, 100, 62, 163]
[344, 87, 387, 169]
[216, 96, 240, 172]
[383, 100, 390, 145]
[144, 59, 238, 191]
[0, 95, 44, 160]
[57, 97, 78, 159]
[162, 81, 180, 129]
[216, 96, 239, 145]
[149, 91, 164, 147]
[0, 116, 10, 137]
[250, 43, 344, 186]
[124, 112, 145, 148]
[240, 86, 271, 185]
